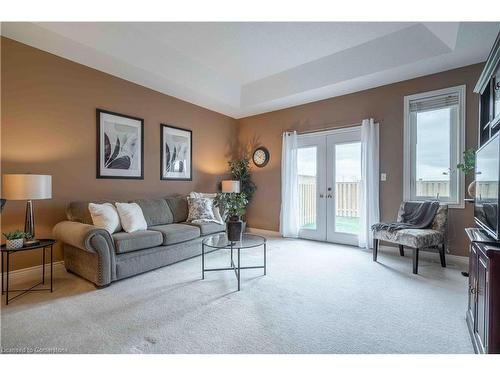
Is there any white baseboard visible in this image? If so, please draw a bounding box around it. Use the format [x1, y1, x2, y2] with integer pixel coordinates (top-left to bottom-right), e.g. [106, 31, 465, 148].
[5, 261, 65, 283]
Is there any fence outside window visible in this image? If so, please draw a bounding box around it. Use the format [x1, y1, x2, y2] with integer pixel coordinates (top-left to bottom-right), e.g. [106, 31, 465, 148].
[298, 177, 456, 230]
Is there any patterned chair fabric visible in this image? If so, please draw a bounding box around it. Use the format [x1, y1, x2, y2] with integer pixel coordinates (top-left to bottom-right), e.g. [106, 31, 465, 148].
[373, 203, 448, 249]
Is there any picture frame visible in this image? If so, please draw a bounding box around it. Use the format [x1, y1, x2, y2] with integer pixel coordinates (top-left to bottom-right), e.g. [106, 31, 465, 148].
[96, 109, 144, 179]
[160, 124, 192, 181]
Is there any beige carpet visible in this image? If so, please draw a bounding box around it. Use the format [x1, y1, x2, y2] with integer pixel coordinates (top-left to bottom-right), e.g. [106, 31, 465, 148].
[0, 233, 473, 353]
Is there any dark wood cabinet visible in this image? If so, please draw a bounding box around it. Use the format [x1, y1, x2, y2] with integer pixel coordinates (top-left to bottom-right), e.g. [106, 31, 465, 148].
[475, 32, 500, 146]
[465, 237, 500, 354]
[466, 243, 478, 332]
[469, 32, 500, 354]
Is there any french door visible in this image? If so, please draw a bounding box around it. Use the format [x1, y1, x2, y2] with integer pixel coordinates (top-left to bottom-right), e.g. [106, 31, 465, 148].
[297, 128, 361, 245]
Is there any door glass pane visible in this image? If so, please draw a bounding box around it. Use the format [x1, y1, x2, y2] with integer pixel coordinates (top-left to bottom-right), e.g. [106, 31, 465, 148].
[415, 108, 451, 198]
[335, 142, 361, 234]
[298, 147, 317, 230]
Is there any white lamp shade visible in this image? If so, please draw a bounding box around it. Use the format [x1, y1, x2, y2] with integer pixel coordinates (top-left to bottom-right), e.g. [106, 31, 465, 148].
[222, 180, 240, 193]
[2, 174, 52, 200]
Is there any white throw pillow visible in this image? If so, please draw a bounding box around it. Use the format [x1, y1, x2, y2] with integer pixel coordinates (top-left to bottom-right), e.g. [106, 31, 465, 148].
[88, 203, 122, 234]
[115, 202, 148, 233]
[189, 192, 224, 224]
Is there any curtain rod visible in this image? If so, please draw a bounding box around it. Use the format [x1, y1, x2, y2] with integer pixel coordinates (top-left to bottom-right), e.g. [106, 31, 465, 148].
[295, 121, 364, 135]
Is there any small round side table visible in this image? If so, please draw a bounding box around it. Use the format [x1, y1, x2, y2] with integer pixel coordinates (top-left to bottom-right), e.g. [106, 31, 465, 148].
[1, 239, 55, 305]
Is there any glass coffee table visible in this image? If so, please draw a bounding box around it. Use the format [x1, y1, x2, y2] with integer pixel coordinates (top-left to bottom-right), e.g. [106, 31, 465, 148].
[202, 233, 266, 291]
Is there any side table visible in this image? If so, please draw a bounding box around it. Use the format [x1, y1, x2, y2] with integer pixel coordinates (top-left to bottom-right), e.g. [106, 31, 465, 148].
[1, 239, 55, 305]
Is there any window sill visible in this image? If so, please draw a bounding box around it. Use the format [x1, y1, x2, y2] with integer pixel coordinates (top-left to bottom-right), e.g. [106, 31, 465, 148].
[406, 199, 465, 209]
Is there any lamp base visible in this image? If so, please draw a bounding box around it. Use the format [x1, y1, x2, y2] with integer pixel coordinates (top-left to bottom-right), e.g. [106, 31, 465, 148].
[25, 199, 35, 240]
[24, 239, 40, 246]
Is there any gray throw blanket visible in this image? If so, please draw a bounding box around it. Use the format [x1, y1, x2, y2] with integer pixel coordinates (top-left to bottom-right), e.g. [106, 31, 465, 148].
[371, 201, 440, 233]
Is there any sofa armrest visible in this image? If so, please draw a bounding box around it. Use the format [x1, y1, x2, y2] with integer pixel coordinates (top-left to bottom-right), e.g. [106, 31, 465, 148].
[53, 221, 113, 252]
[53, 221, 116, 285]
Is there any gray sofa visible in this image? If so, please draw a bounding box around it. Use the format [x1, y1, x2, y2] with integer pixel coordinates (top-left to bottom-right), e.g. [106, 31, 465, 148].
[53, 196, 225, 287]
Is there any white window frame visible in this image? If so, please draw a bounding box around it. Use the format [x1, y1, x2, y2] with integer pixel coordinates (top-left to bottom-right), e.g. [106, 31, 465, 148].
[403, 85, 466, 209]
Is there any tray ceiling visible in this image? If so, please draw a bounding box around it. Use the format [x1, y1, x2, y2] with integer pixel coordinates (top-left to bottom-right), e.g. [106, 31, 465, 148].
[2, 22, 499, 118]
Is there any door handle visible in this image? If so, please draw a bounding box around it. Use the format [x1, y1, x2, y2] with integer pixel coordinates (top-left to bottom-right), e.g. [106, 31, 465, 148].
[319, 194, 324, 198]
[327, 194, 333, 198]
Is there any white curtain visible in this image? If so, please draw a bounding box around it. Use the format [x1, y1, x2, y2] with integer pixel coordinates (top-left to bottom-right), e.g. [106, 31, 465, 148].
[280, 131, 299, 238]
[358, 118, 380, 249]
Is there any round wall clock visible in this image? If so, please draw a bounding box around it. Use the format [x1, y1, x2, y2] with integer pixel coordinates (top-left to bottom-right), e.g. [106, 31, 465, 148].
[252, 147, 270, 168]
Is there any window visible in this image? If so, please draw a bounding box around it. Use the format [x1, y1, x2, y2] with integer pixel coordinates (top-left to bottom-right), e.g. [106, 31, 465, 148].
[403, 85, 465, 208]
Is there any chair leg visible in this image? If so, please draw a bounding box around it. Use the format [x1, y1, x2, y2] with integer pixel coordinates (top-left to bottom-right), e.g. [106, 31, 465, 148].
[399, 245, 405, 257]
[413, 248, 419, 274]
[439, 244, 446, 268]
[373, 239, 378, 262]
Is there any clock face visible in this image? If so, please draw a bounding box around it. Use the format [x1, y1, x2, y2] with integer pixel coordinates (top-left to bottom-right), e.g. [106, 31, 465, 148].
[253, 147, 269, 167]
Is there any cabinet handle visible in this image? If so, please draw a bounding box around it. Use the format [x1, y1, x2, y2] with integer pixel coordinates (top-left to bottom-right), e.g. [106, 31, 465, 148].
[470, 286, 476, 295]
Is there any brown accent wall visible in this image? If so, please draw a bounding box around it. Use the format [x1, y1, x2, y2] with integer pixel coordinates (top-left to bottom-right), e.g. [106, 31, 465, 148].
[238, 63, 483, 257]
[1, 37, 237, 270]
[1, 36, 483, 272]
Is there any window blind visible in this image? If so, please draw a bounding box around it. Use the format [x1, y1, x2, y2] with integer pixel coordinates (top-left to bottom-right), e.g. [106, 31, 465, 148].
[409, 92, 459, 112]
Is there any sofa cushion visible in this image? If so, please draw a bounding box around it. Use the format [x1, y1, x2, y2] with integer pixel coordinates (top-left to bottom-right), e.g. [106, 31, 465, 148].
[373, 228, 444, 249]
[165, 197, 188, 223]
[132, 198, 173, 226]
[112, 230, 163, 254]
[149, 223, 200, 245]
[185, 221, 225, 235]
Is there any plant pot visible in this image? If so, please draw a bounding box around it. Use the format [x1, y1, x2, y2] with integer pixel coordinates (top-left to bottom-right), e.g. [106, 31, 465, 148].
[6, 238, 24, 250]
[467, 180, 476, 198]
[226, 216, 243, 242]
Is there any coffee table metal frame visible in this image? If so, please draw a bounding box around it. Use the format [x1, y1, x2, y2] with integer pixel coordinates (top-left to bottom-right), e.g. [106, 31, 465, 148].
[202, 234, 266, 291]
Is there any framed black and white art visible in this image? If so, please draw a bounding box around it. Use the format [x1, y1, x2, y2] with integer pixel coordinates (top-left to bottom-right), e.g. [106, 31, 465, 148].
[160, 124, 192, 181]
[96, 109, 144, 179]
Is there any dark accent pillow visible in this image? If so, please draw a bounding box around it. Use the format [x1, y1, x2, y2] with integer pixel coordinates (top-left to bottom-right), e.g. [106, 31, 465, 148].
[66, 200, 110, 224]
[133, 198, 173, 227]
[165, 196, 189, 223]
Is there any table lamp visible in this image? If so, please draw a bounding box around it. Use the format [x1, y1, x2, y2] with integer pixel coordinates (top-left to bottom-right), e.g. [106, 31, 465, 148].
[221, 180, 240, 193]
[2, 174, 52, 245]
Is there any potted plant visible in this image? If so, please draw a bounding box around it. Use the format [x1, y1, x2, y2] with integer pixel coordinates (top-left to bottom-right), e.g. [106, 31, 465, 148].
[3, 230, 26, 250]
[228, 156, 256, 203]
[457, 148, 476, 197]
[215, 155, 256, 241]
[215, 192, 248, 242]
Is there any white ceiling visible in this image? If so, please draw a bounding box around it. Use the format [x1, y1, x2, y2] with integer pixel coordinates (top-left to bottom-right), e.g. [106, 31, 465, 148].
[2, 22, 499, 118]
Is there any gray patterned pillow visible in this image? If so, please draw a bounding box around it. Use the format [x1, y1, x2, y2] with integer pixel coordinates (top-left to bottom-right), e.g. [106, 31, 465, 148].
[187, 197, 217, 223]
